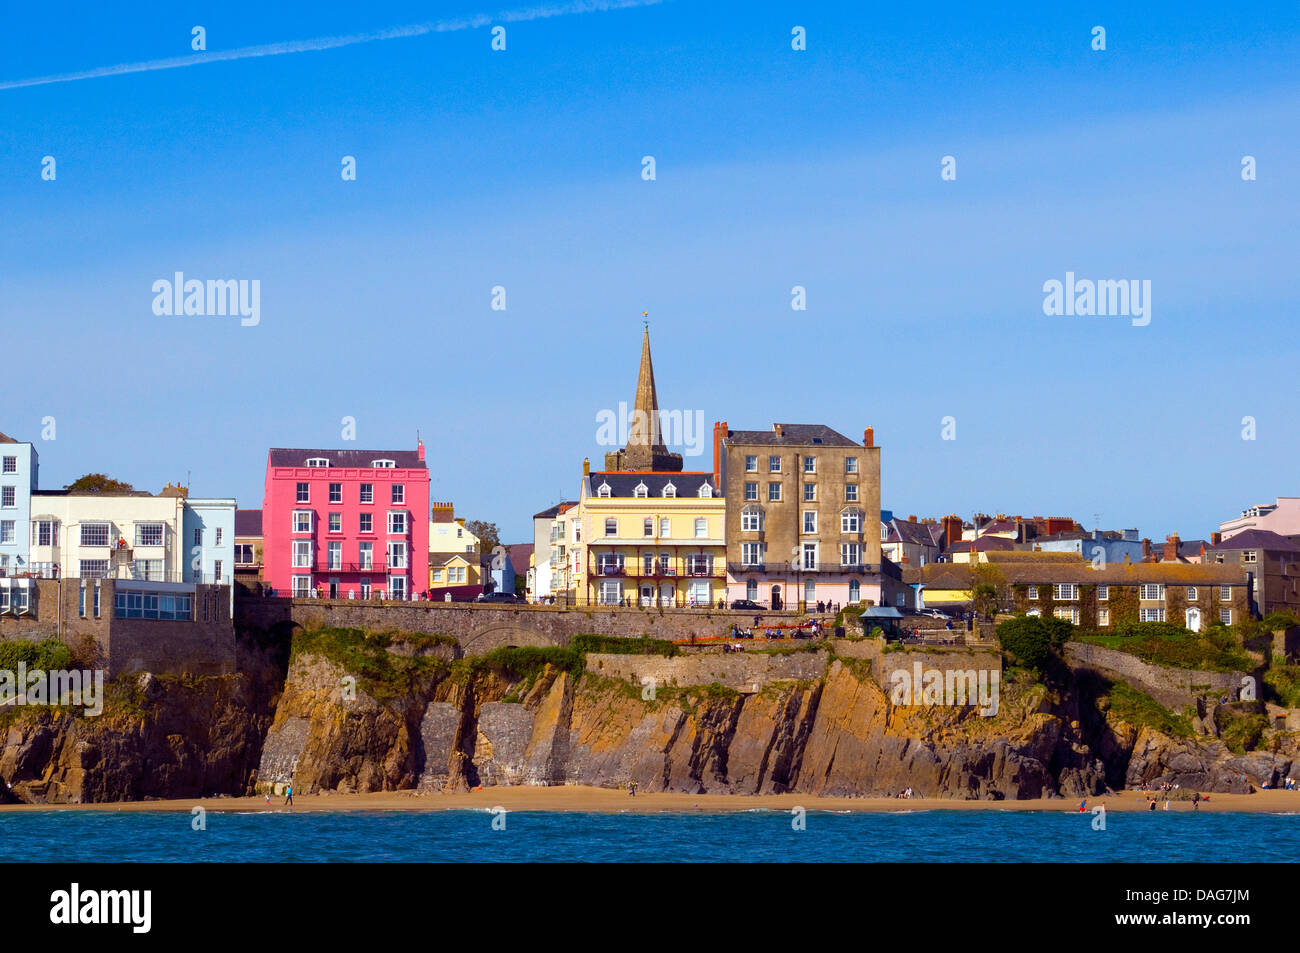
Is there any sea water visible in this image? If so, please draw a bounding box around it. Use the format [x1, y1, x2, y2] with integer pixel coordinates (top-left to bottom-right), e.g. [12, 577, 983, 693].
[1, 809, 1297, 862]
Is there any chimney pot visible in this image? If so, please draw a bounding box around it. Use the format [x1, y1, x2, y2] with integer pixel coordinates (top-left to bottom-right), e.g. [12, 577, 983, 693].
[864, 427, 874, 447]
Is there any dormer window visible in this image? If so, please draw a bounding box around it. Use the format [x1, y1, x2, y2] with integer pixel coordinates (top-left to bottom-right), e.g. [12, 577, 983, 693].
[372, 459, 396, 468]
[698, 484, 712, 498]
[305, 457, 331, 467]
[634, 482, 648, 498]
[597, 482, 611, 498]
[662, 482, 677, 499]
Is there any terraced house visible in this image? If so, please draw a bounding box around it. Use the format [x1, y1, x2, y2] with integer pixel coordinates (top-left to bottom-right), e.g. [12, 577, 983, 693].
[716, 421, 909, 610]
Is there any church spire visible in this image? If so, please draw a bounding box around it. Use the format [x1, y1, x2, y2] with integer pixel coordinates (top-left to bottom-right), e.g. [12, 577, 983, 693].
[603, 320, 683, 473]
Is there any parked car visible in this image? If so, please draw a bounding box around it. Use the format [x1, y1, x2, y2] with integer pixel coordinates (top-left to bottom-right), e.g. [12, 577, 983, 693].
[730, 599, 763, 611]
[476, 592, 519, 603]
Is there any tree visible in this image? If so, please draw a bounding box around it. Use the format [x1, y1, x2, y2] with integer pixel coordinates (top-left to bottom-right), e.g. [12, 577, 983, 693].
[465, 520, 501, 556]
[64, 473, 135, 494]
[968, 562, 1008, 619]
[996, 614, 1073, 673]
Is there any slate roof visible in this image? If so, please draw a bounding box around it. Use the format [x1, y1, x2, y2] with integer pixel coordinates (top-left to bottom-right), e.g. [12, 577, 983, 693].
[723, 424, 859, 448]
[586, 472, 719, 497]
[268, 448, 426, 469]
[914, 559, 1250, 589]
[944, 536, 1014, 555]
[888, 520, 941, 546]
[534, 501, 580, 520]
[235, 509, 263, 536]
[0, 432, 16, 443]
[1209, 529, 1300, 553]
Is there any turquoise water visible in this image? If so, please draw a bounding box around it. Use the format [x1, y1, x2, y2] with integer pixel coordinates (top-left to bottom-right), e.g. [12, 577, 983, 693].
[2, 809, 1297, 862]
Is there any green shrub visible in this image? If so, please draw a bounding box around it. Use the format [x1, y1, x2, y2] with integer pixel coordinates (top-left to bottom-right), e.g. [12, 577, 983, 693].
[1105, 682, 1194, 738]
[570, 634, 679, 657]
[996, 615, 1072, 672]
[1215, 706, 1269, 753]
[1074, 622, 1252, 672]
[0, 638, 73, 673]
[1264, 663, 1300, 707]
[290, 627, 444, 701]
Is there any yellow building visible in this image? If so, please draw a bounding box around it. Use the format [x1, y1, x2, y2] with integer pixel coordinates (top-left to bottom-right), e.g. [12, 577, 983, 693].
[428, 552, 483, 595]
[573, 460, 726, 607]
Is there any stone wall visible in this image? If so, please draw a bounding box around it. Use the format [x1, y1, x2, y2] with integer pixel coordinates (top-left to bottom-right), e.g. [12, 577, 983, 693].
[848, 640, 1003, 694]
[0, 578, 236, 677]
[585, 649, 828, 692]
[1064, 641, 1252, 709]
[235, 595, 805, 655]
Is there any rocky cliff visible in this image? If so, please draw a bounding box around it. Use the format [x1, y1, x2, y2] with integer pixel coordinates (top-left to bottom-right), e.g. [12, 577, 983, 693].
[3, 629, 1294, 803]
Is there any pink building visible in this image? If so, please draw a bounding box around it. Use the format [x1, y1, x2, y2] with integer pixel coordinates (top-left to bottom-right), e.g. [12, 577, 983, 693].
[262, 443, 430, 600]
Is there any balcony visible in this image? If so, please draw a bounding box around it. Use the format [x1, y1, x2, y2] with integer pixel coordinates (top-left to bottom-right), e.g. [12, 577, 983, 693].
[308, 560, 393, 573]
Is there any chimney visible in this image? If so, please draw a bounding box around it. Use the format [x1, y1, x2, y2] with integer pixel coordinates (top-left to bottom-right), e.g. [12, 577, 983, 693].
[908, 515, 917, 522]
[942, 514, 963, 550]
[864, 427, 874, 447]
[1211, 532, 1222, 546]
[1199, 542, 1206, 558]
[1141, 538, 1152, 560]
[583, 457, 590, 476]
[1163, 533, 1180, 563]
[417, 439, 426, 462]
[774, 424, 784, 437]
[713, 421, 727, 487]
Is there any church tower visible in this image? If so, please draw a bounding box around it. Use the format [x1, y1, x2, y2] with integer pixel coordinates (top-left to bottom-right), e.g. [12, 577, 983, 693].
[604, 325, 684, 472]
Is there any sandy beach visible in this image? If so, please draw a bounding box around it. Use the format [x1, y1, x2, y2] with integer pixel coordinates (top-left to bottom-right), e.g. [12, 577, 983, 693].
[1, 786, 1297, 815]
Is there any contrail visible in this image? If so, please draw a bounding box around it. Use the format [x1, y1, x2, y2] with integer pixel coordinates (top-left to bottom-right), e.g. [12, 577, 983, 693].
[0, 0, 661, 91]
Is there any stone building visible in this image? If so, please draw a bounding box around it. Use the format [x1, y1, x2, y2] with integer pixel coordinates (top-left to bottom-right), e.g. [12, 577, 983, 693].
[1207, 529, 1300, 618]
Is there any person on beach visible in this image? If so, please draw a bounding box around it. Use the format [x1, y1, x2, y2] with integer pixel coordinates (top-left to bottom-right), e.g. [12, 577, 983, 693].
[284, 783, 293, 807]
[1192, 792, 1200, 811]
[628, 780, 638, 797]
[1079, 800, 1086, 812]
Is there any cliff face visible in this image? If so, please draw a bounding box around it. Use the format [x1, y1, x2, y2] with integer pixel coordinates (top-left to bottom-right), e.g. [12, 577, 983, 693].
[252, 648, 1143, 800]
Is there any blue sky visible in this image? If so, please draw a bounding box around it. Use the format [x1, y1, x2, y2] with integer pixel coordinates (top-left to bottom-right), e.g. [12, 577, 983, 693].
[2, 0, 1298, 543]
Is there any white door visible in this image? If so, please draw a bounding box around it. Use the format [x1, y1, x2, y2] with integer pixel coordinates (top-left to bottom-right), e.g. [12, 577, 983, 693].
[1185, 607, 1201, 632]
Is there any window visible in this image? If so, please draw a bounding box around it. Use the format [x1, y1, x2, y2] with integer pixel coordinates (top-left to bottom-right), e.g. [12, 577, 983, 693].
[360, 580, 372, 598]
[1052, 583, 1078, 601]
[643, 518, 654, 537]
[1, 457, 15, 474]
[1140, 607, 1166, 622]
[296, 482, 310, 503]
[387, 512, 407, 535]
[803, 511, 817, 534]
[360, 483, 373, 504]
[358, 543, 373, 569]
[747, 579, 758, 601]
[93, 583, 101, 617]
[359, 513, 373, 533]
[215, 528, 223, 545]
[643, 553, 655, 575]
[372, 459, 396, 468]
[841, 510, 861, 533]
[81, 523, 110, 547]
[634, 482, 648, 498]
[849, 579, 860, 602]
[663, 483, 677, 499]
[131, 559, 163, 580]
[292, 576, 311, 597]
[235, 544, 253, 565]
[1097, 585, 1109, 601]
[306, 457, 330, 467]
[293, 541, 312, 568]
[389, 575, 407, 599]
[1053, 607, 1079, 624]
[769, 455, 782, 473]
[1243, 551, 1257, 563]
[599, 580, 622, 605]
[450, 566, 466, 584]
[768, 483, 782, 502]
[1219, 586, 1231, 600]
[745, 455, 758, 472]
[845, 484, 858, 502]
[845, 457, 858, 474]
[804, 483, 816, 502]
[328, 513, 342, 533]
[391, 484, 405, 505]
[1220, 608, 1232, 624]
[741, 507, 763, 532]
[686, 554, 712, 575]
[841, 543, 861, 567]
[0, 487, 13, 508]
[741, 542, 765, 566]
[658, 553, 671, 575]
[1139, 583, 1165, 600]
[292, 511, 312, 533]
[327, 542, 342, 570]
[432, 569, 443, 582]
[804, 579, 816, 603]
[32, 520, 57, 546]
[598, 483, 611, 498]
[115, 589, 192, 620]
[695, 518, 707, 538]
[329, 483, 342, 503]
[1027, 586, 1039, 599]
[803, 456, 816, 473]
[659, 517, 670, 537]
[605, 518, 618, 537]
[388, 541, 407, 569]
[1098, 608, 1110, 627]
[79, 560, 108, 578]
[698, 484, 713, 499]
[134, 523, 164, 547]
[78, 585, 85, 617]
[802, 543, 817, 570]
[0, 521, 12, 544]
[745, 482, 758, 501]
[1187, 586, 1198, 600]
[194, 528, 202, 546]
